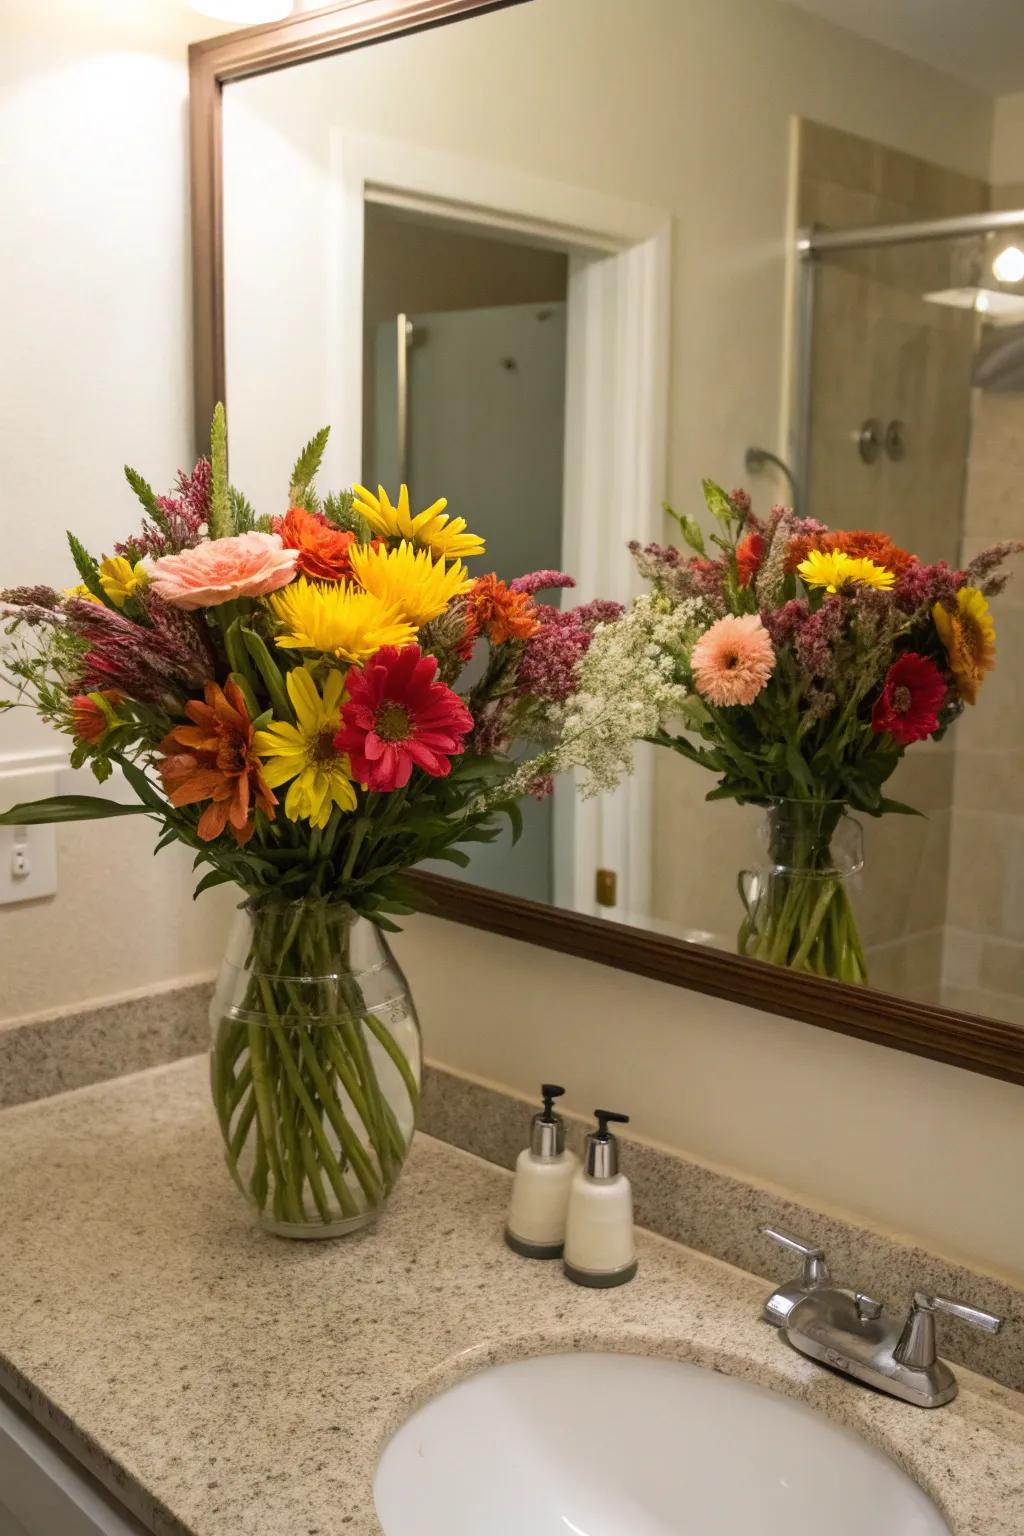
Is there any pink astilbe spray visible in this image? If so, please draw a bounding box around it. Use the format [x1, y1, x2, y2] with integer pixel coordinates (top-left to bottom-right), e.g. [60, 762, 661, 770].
[509, 569, 576, 597]
[517, 599, 624, 704]
[117, 459, 212, 559]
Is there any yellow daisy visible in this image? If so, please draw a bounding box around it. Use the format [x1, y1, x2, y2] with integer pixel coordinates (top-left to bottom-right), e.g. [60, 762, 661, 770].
[253, 668, 356, 829]
[99, 555, 148, 608]
[352, 483, 485, 562]
[268, 578, 415, 663]
[933, 586, 995, 705]
[797, 549, 895, 593]
[348, 539, 473, 628]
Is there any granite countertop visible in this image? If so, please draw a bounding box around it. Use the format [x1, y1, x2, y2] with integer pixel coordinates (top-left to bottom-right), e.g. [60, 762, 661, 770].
[0, 1058, 1021, 1536]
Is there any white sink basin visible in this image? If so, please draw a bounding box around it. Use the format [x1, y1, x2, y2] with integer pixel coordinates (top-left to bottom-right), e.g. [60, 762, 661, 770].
[374, 1352, 949, 1535]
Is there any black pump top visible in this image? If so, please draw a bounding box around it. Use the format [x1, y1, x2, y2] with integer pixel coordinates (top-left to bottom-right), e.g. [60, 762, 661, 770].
[540, 1084, 566, 1122]
[593, 1109, 630, 1138]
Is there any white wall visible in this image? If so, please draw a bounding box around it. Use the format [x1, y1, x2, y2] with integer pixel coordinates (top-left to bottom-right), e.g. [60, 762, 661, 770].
[0, 0, 236, 1013]
[394, 917, 1024, 1281]
[1, 0, 1019, 1283]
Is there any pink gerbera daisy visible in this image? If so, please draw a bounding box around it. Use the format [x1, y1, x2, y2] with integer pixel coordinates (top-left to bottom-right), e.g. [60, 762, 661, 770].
[333, 645, 473, 791]
[691, 613, 775, 706]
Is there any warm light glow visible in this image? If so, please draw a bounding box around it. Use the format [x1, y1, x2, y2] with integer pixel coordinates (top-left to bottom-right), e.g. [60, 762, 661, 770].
[187, 0, 293, 22]
[992, 244, 1024, 284]
[923, 286, 1024, 320]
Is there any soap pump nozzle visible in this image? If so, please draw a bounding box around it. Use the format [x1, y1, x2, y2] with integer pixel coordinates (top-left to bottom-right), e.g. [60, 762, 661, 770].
[531, 1083, 567, 1158]
[585, 1109, 629, 1179]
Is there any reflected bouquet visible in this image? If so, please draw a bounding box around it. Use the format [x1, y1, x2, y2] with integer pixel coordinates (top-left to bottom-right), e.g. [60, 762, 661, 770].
[0, 408, 638, 1234]
[630, 481, 1022, 983]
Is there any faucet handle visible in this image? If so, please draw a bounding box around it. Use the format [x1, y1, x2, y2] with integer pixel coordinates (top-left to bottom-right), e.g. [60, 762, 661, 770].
[761, 1227, 831, 1288]
[894, 1291, 1003, 1371]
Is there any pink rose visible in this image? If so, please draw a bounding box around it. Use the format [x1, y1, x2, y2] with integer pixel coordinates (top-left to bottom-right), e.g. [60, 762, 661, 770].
[145, 533, 299, 610]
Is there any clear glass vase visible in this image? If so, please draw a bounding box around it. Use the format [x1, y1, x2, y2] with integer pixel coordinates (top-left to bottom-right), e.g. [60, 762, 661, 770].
[209, 897, 422, 1239]
[737, 799, 867, 984]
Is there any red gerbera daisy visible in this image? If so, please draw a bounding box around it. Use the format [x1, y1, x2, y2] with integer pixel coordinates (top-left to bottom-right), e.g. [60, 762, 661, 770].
[333, 645, 473, 791]
[871, 652, 947, 746]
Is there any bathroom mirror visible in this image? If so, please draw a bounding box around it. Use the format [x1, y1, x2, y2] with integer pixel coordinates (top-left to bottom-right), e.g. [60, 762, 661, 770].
[194, 0, 1024, 1084]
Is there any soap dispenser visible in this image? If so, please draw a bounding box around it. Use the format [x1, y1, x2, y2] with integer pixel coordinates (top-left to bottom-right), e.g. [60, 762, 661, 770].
[563, 1110, 637, 1288]
[505, 1084, 579, 1259]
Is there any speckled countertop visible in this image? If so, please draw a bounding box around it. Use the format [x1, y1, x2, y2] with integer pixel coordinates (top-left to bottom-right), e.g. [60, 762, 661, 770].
[0, 1057, 1021, 1536]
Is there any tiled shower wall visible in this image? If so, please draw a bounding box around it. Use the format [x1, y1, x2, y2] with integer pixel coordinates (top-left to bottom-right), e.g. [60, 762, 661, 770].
[943, 178, 1024, 1027]
[796, 120, 988, 1004]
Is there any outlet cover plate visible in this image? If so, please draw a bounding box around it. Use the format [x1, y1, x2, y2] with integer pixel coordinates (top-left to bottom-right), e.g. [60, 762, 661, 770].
[0, 768, 58, 906]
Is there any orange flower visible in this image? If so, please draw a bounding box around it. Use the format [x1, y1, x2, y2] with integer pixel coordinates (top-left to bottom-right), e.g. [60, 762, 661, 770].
[467, 573, 540, 643]
[735, 532, 764, 588]
[157, 679, 276, 845]
[274, 507, 358, 582]
[70, 690, 123, 744]
[786, 529, 915, 577]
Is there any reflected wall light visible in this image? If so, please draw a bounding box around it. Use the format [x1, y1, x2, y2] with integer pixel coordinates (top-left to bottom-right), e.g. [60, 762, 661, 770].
[992, 245, 1024, 285]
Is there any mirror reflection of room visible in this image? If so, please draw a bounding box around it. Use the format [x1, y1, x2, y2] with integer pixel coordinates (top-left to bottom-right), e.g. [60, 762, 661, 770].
[222, 3, 1024, 1032]
[217, 0, 1024, 1029]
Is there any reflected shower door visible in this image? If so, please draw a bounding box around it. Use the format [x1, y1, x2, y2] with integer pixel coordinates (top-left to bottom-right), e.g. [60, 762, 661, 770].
[368, 300, 568, 905]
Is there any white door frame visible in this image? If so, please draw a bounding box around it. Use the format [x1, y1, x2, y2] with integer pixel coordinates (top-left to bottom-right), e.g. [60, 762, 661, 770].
[330, 132, 671, 923]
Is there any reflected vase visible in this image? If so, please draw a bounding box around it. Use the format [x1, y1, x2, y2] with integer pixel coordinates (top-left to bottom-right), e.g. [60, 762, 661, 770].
[209, 897, 422, 1239]
[737, 799, 867, 984]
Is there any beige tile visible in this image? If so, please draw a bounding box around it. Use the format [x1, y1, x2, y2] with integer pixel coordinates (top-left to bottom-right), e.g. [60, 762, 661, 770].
[953, 750, 1024, 815]
[941, 982, 1024, 1028]
[980, 935, 1024, 998]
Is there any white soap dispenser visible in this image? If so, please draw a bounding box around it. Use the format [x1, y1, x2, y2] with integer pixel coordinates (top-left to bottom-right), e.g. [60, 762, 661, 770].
[505, 1084, 579, 1260]
[563, 1109, 637, 1288]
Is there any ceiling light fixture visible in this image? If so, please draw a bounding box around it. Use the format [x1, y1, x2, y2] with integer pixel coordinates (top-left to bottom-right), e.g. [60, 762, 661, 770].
[992, 245, 1024, 285]
[186, 0, 294, 23]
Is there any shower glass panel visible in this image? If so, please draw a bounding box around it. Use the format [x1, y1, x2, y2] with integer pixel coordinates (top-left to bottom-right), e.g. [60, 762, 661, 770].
[366, 300, 568, 905]
[803, 223, 1024, 1021]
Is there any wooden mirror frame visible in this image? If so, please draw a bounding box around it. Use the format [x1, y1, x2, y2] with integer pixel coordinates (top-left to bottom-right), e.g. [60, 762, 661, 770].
[188, 0, 1024, 1088]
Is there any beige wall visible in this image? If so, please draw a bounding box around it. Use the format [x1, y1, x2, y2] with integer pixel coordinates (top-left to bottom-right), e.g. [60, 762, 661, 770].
[2, 0, 1020, 1284]
[393, 916, 1024, 1282]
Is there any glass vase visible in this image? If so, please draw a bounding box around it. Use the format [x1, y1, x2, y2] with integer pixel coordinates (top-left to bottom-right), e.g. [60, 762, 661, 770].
[209, 897, 422, 1239]
[737, 799, 867, 984]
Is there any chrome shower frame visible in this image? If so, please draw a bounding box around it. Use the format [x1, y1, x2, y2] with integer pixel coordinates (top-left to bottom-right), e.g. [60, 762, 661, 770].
[794, 205, 1024, 518]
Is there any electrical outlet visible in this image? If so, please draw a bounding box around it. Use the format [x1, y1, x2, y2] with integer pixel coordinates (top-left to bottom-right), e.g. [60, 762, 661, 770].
[0, 768, 58, 906]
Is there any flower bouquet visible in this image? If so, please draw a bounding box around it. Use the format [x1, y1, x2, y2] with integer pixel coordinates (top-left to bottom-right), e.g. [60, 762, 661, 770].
[0, 408, 635, 1237]
[630, 482, 1021, 983]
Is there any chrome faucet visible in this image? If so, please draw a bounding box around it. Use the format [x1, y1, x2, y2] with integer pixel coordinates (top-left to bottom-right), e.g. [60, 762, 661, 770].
[760, 1227, 1003, 1409]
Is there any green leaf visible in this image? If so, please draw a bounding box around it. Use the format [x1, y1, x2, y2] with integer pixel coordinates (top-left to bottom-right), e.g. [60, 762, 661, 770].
[228, 485, 257, 534]
[289, 426, 330, 502]
[702, 479, 736, 525]
[877, 797, 924, 817]
[208, 402, 232, 538]
[0, 796, 151, 826]
[124, 466, 169, 533]
[499, 798, 524, 844]
[117, 756, 168, 811]
[431, 847, 471, 868]
[66, 532, 111, 607]
[193, 868, 235, 898]
[241, 627, 293, 722]
[679, 514, 706, 555]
